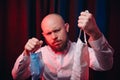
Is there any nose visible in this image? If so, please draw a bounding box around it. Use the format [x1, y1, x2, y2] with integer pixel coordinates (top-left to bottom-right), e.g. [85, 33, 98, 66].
[51, 32, 57, 40]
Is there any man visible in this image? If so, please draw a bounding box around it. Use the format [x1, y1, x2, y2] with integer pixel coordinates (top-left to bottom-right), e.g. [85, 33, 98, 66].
[12, 11, 114, 80]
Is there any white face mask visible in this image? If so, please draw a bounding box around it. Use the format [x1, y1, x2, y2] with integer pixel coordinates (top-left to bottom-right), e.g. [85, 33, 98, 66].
[71, 30, 89, 80]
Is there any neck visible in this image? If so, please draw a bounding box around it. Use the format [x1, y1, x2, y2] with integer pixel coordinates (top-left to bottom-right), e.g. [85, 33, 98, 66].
[54, 41, 70, 55]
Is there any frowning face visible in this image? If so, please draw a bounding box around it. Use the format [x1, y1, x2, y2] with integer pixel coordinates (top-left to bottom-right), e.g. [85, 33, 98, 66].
[41, 14, 69, 52]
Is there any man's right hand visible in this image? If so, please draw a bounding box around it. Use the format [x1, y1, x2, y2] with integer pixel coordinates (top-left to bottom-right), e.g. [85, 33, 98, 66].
[24, 37, 43, 56]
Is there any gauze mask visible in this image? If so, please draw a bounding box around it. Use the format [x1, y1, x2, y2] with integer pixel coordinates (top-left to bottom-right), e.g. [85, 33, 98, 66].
[71, 30, 89, 80]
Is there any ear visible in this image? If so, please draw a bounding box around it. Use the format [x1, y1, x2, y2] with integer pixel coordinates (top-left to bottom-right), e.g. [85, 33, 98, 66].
[65, 23, 69, 32]
[42, 32, 45, 37]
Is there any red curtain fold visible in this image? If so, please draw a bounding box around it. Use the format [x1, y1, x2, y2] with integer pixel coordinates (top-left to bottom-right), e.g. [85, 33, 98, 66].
[0, 0, 28, 79]
[0, 0, 120, 80]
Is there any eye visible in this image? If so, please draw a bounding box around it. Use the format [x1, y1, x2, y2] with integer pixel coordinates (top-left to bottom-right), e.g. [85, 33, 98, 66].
[54, 29, 60, 33]
[46, 32, 51, 35]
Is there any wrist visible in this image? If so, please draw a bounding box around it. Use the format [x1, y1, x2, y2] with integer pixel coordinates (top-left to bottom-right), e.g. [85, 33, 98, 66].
[23, 49, 30, 56]
[89, 31, 102, 41]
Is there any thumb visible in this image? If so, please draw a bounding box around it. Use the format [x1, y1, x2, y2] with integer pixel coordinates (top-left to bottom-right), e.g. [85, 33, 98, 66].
[39, 40, 43, 47]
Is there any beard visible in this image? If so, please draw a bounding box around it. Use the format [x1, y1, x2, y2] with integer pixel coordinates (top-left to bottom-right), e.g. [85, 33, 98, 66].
[46, 39, 68, 52]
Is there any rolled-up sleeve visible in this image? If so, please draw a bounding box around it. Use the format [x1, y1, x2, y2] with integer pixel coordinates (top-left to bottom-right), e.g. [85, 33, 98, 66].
[12, 53, 31, 80]
[88, 35, 114, 71]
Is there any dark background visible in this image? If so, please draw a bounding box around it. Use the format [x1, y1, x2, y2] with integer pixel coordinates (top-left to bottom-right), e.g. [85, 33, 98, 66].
[0, 0, 120, 80]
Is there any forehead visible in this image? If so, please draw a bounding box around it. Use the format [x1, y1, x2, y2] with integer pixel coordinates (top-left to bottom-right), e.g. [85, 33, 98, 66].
[41, 14, 64, 32]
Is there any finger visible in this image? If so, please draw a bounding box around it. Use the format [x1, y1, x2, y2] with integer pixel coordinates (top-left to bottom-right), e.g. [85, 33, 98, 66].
[32, 41, 43, 52]
[39, 40, 43, 46]
[80, 10, 90, 17]
[85, 10, 89, 13]
[26, 39, 37, 49]
[31, 37, 39, 43]
[78, 22, 86, 29]
[25, 38, 38, 51]
[27, 42, 35, 49]
[80, 12, 88, 16]
[78, 16, 86, 20]
[25, 42, 39, 53]
[24, 43, 33, 52]
[30, 38, 42, 46]
[78, 18, 88, 28]
[78, 19, 85, 26]
[33, 40, 43, 47]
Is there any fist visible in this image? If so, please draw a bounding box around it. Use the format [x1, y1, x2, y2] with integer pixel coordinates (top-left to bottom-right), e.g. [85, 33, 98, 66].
[78, 10, 102, 40]
[24, 37, 43, 55]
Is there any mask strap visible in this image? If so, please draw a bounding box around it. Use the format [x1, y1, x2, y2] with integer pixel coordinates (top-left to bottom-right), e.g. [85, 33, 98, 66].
[84, 31, 87, 44]
[78, 29, 82, 39]
[78, 29, 87, 44]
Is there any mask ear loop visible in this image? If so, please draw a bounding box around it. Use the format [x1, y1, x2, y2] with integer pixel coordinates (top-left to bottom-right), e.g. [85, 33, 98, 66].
[78, 29, 87, 45]
[84, 31, 87, 45]
[78, 29, 82, 39]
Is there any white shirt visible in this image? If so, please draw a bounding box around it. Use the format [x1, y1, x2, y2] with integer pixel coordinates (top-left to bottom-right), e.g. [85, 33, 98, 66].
[12, 35, 114, 80]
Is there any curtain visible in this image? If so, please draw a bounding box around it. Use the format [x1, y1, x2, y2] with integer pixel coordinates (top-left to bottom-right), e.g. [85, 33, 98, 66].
[0, 0, 28, 80]
[0, 0, 120, 80]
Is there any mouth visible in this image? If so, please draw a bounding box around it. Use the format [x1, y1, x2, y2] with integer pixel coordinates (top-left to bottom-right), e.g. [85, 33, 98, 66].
[53, 40, 62, 46]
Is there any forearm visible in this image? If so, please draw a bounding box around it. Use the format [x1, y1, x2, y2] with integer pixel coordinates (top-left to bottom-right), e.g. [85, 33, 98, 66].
[89, 35, 114, 70]
[12, 52, 31, 80]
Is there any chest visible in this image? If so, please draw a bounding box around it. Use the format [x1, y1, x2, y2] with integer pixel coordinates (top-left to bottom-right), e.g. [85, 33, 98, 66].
[41, 46, 75, 78]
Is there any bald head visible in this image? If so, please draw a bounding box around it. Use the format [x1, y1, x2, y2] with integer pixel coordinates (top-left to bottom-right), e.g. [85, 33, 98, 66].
[41, 13, 65, 31]
[40, 13, 69, 52]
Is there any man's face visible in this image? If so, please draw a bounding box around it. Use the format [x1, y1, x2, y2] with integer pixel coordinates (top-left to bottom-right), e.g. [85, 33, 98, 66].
[41, 15, 69, 52]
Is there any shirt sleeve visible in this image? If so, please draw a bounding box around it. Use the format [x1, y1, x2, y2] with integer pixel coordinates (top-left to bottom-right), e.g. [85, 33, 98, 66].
[88, 35, 114, 71]
[11, 52, 31, 80]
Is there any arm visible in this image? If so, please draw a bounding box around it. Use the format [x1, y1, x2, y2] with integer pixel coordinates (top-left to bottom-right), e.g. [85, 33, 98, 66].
[12, 38, 43, 79]
[78, 10, 114, 70]
[88, 35, 114, 71]
[12, 51, 31, 80]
